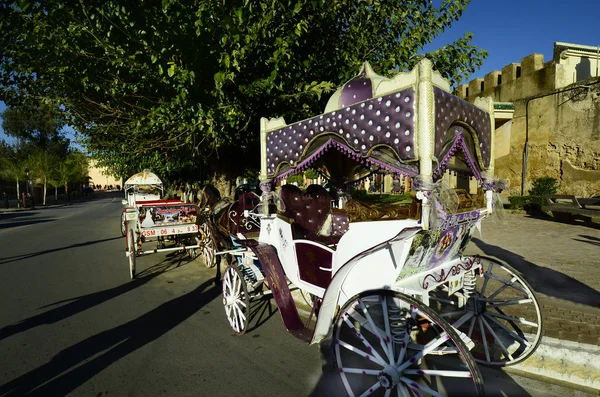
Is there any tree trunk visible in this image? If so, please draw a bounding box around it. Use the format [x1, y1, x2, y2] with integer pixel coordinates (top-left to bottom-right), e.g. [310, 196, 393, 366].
[65, 183, 69, 200]
[16, 178, 20, 208]
[211, 173, 234, 199]
[54, 186, 58, 204]
[43, 177, 47, 206]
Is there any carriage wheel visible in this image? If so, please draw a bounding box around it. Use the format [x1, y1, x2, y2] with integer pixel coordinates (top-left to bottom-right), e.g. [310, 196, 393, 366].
[120, 212, 126, 237]
[332, 291, 484, 397]
[222, 265, 250, 335]
[199, 223, 217, 268]
[431, 256, 543, 366]
[128, 229, 136, 279]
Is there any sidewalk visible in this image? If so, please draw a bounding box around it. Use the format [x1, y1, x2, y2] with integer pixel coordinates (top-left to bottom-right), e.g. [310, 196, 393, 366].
[0, 190, 122, 214]
[462, 212, 600, 390]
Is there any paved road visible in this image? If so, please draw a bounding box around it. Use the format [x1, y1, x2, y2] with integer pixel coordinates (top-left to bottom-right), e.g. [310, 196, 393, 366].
[0, 195, 596, 396]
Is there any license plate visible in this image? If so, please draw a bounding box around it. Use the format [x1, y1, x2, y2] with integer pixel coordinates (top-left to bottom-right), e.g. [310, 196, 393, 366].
[141, 224, 198, 237]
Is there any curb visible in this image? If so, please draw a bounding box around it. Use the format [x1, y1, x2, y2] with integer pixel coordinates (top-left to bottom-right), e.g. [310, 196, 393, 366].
[289, 290, 600, 392]
[509, 336, 600, 392]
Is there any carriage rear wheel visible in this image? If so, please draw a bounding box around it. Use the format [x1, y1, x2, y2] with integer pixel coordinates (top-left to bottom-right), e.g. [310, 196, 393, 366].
[199, 223, 217, 268]
[128, 229, 136, 279]
[430, 256, 543, 366]
[331, 290, 484, 397]
[222, 265, 250, 334]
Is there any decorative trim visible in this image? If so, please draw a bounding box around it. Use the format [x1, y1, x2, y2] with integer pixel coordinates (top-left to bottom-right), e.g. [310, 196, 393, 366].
[421, 256, 480, 289]
[272, 138, 419, 182]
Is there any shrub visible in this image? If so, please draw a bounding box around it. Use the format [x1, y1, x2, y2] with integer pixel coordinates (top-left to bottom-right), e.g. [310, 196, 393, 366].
[286, 173, 304, 186]
[508, 196, 527, 210]
[508, 195, 547, 213]
[529, 177, 559, 197]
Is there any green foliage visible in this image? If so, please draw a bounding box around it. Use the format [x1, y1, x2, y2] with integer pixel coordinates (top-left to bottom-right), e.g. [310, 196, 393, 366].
[286, 173, 304, 186]
[529, 177, 559, 197]
[508, 195, 546, 213]
[358, 193, 412, 205]
[304, 169, 319, 180]
[0, 0, 487, 181]
[508, 196, 528, 210]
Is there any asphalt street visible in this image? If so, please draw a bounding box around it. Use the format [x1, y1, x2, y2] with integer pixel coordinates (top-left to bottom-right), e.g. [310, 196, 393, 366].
[0, 194, 596, 397]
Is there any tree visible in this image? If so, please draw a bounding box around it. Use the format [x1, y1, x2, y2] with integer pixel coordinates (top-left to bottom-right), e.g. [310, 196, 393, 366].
[27, 149, 57, 205]
[1, 0, 487, 188]
[1, 102, 71, 204]
[0, 141, 26, 207]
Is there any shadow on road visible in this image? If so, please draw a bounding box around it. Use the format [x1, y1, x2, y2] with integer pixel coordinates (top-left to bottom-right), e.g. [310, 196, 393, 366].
[573, 234, 600, 247]
[0, 256, 189, 341]
[308, 346, 532, 397]
[0, 218, 54, 230]
[472, 238, 600, 307]
[525, 213, 600, 231]
[0, 236, 122, 265]
[0, 212, 39, 219]
[0, 278, 220, 396]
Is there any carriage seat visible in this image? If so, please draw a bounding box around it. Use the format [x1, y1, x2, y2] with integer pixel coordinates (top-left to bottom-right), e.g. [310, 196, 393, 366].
[278, 184, 349, 245]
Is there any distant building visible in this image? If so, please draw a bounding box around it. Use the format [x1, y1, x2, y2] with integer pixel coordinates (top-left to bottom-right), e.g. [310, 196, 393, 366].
[456, 42, 600, 197]
[87, 159, 122, 188]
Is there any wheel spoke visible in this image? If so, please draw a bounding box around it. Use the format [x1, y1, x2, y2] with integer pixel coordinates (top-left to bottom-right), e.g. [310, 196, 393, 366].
[485, 298, 533, 308]
[483, 312, 530, 346]
[478, 317, 491, 362]
[451, 311, 474, 328]
[358, 381, 381, 397]
[404, 369, 473, 378]
[396, 332, 451, 372]
[337, 339, 387, 366]
[400, 377, 444, 397]
[395, 309, 415, 366]
[381, 296, 396, 364]
[467, 316, 476, 339]
[359, 299, 389, 346]
[338, 368, 381, 375]
[486, 274, 528, 298]
[480, 262, 494, 295]
[233, 302, 246, 321]
[488, 311, 539, 327]
[397, 384, 410, 397]
[342, 315, 388, 365]
[481, 316, 514, 361]
[346, 309, 387, 340]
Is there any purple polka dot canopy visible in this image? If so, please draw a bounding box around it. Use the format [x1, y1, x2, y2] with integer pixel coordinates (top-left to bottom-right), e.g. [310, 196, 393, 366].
[434, 87, 491, 168]
[266, 88, 416, 178]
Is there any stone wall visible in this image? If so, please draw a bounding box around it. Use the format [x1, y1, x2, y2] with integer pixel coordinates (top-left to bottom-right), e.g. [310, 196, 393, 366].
[457, 42, 600, 197]
[493, 83, 600, 196]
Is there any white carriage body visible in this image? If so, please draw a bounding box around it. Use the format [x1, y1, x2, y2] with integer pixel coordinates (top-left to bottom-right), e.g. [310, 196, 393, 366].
[123, 170, 164, 207]
[252, 58, 498, 343]
[217, 59, 543, 393]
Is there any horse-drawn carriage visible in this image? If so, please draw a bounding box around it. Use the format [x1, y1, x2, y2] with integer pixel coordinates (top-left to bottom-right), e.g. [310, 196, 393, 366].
[201, 60, 543, 396]
[122, 170, 201, 279]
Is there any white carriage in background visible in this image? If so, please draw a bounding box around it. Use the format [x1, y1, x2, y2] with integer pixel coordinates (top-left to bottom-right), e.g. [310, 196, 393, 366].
[121, 170, 200, 279]
[212, 59, 543, 396]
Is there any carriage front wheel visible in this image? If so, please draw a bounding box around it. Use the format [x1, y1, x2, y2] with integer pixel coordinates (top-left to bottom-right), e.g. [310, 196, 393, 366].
[330, 290, 484, 397]
[431, 256, 543, 366]
[128, 229, 137, 279]
[222, 265, 250, 334]
[199, 223, 217, 268]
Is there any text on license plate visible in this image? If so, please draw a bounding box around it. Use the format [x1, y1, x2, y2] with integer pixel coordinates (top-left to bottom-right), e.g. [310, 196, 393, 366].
[142, 224, 198, 237]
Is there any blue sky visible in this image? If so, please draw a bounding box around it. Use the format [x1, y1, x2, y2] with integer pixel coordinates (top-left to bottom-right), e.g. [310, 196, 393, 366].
[1, 0, 599, 145]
